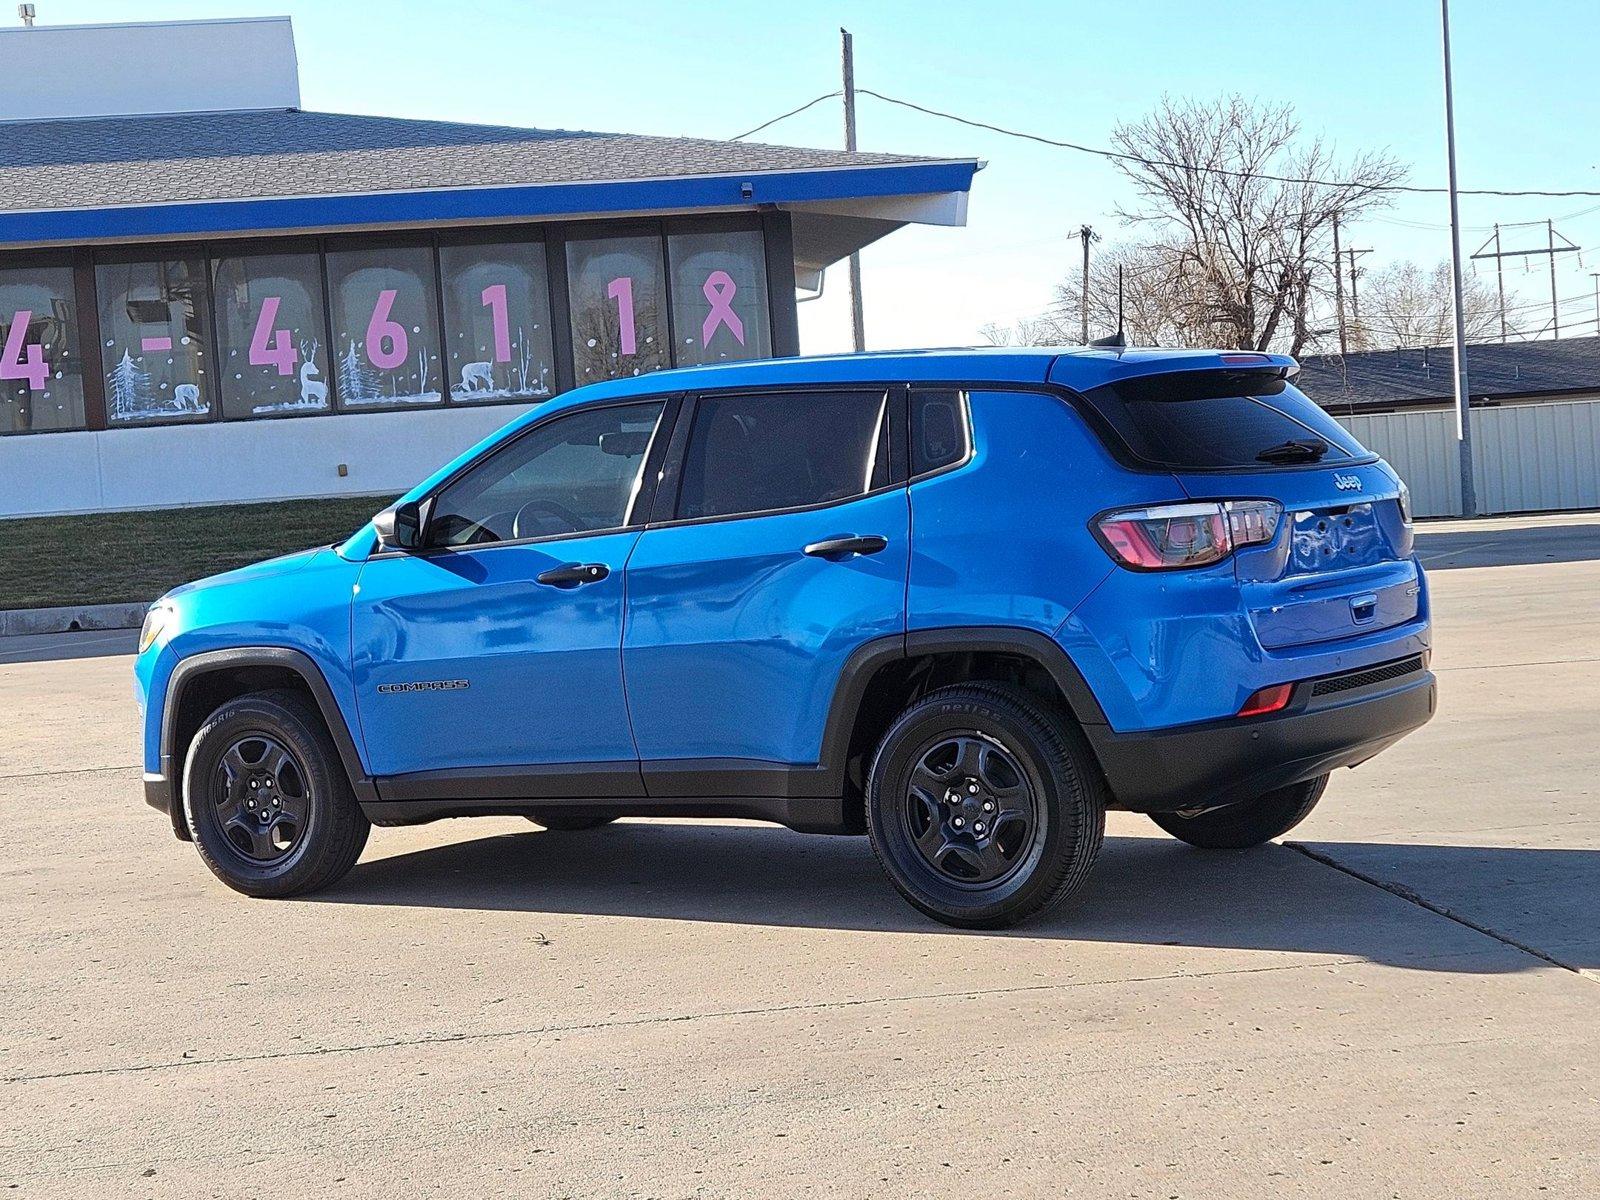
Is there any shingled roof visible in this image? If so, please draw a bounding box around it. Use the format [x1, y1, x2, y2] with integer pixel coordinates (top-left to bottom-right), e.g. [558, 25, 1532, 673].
[1298, 336, 1600, 413]
[0, 109, 943, 212]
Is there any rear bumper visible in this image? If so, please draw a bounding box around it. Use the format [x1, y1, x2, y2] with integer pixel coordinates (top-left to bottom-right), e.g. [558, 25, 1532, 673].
[1089, 660, 1436, 813]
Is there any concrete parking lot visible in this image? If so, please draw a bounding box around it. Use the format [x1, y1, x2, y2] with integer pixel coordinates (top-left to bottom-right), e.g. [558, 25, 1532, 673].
[2, 514, 1597, 1198]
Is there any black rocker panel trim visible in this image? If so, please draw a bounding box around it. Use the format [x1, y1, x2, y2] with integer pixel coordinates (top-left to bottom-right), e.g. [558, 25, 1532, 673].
[375, 761, 646, 804]
[154, 646, 379, 837]
[363, 794, 848, 835]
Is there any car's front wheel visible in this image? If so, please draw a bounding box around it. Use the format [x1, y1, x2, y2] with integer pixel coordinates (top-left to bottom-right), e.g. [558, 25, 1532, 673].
[1148, 774, 1329, 849]
[182, 690, 369, 897]
[866, 683, 1106, 929]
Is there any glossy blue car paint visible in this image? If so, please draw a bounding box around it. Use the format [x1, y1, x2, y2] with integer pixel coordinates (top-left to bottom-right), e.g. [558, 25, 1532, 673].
[351, 529, 644, 775]
[623, 486, 910, 764]
[136, 346, 1434, 832]
[136, 547, 364, 776]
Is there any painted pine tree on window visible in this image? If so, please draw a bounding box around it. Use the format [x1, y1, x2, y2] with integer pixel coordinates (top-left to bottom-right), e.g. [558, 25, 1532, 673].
[337, 338, 378, 403]
[105, 350, 154, 421]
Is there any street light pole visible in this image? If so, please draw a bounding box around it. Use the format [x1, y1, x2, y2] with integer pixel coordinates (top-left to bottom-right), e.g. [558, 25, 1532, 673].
[1440, 0, 1477, 518]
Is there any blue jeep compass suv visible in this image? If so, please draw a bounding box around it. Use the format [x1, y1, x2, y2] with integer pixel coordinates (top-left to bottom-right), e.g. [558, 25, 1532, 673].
[135, 348, 1435, 928]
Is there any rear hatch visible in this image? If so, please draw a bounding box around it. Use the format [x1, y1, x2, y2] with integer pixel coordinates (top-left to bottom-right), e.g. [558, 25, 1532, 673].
[1080, 362, 1419, 650]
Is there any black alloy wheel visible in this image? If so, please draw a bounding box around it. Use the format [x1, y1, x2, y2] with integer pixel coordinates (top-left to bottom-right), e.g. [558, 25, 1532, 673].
[212, 734, 311, 865]
[902, 733, 1039, 887]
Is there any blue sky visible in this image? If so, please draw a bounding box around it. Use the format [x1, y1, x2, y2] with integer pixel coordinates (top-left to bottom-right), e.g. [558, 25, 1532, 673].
[38, 0, 1600, 352]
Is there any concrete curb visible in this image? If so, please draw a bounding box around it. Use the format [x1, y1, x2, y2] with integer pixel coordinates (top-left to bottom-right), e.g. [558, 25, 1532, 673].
[0, 602, 147, 637]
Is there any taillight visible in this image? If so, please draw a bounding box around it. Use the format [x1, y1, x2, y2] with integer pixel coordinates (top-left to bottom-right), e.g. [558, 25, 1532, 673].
[1093, 500, 1282, 571]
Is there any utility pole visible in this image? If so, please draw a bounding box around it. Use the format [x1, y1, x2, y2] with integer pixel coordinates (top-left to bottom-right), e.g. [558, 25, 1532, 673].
[1548, 220, 1560, 338]
[840, 28, 865, 353]
[1333, 213, 1348, 355]
[1470, 221, 1580, 339]
[1440, 0, 1476, 518]
[1078, 225, 1095, 344]
[1491, 225, 1507, 340]
[1344, 244, 1373, 335]
[1591, 272, 1600, 334]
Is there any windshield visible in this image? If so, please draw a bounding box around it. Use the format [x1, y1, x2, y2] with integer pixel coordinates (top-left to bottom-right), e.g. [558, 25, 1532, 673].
[1081, 368, 1368, 470]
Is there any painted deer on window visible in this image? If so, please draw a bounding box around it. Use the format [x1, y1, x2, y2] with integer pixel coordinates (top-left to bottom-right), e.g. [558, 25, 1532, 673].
[299, 339, 327, 407]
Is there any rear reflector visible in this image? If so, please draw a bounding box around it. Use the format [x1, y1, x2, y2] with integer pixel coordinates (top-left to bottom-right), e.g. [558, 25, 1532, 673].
[1237, 683, 1293, 717]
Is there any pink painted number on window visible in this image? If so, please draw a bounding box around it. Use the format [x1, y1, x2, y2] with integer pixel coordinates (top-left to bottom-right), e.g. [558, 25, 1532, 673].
[0, 310, 48, 390]
[365, 288, 408, 370]
[247, 296, 298, 376]
[481, 283, 511, 363]
[606, 276, 637, 356]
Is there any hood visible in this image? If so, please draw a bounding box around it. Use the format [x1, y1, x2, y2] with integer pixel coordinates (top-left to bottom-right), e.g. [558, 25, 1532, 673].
[165, 546, 327, 601]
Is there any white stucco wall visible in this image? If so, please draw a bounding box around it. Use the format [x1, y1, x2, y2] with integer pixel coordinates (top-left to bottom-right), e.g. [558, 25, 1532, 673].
[0, 404, 538, 519]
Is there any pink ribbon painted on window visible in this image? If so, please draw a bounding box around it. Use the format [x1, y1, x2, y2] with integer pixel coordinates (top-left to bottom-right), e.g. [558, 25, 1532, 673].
[140, 336, 173, 353]
[701, 271, 745, 347]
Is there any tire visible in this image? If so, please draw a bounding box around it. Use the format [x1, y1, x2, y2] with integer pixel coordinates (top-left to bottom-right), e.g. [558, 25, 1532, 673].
[526, 810, 618, 831]
[182, 689, 370, 898]
[1148, 774, 1329, 849]
[866, 683, 1107, 929]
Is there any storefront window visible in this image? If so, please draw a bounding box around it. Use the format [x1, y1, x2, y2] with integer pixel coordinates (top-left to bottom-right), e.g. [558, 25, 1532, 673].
[96, 256, 211, 424]
[0, 267, 85, 434]
[326, 245, 443, 407]
[212, 251, 332, 419]
[566, 233, 669, 382]
[668, 228, 771, 366]
[439, 241, 555, 402]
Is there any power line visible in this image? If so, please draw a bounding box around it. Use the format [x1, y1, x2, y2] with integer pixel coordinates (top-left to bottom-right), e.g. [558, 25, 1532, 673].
[728, 90, 841, 142]
[849, 86, 1600, 200]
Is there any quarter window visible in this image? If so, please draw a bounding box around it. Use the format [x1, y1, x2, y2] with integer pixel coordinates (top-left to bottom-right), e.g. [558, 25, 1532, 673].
[676, 391, 891, 521]
[427, 401, 665, 547]
[910, 390, 970, 475]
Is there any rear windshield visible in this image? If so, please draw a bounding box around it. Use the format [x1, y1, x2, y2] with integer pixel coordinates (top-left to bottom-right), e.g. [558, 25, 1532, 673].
[1081, 369, 1368, 470]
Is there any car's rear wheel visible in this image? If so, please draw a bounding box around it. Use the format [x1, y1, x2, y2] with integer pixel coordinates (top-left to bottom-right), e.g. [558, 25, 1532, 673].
[526, 810, 617, 831]
[1149, 774, 1329, 849]
[182, 690, 369, 897]
[866, 683, 1106, 929]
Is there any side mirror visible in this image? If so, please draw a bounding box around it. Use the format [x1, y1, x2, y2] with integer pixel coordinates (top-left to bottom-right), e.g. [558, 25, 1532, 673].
[373, 499, 424, 551]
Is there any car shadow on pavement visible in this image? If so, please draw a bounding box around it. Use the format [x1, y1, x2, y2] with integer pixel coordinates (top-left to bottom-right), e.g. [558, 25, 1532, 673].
[317, 821, 1594, 973]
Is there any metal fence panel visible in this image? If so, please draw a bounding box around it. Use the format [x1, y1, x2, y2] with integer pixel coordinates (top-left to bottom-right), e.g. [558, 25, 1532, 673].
[1337, 399, 1600, 517]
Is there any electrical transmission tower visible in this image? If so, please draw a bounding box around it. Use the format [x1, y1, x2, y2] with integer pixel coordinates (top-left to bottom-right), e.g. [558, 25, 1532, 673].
[1471, 221, 1583, 340]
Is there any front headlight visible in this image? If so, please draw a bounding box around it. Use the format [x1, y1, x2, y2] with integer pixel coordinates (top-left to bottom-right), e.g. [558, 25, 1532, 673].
[137, 603, 172, 655]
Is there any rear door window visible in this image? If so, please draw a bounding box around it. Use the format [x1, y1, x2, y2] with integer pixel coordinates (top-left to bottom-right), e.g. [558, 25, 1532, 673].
[1082, 369, 1368, 469]
[675, 390, 891, 520]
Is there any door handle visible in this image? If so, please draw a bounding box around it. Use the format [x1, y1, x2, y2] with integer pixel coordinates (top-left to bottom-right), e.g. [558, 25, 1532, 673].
[536, 562, 610, 588]
[803, 535, 889, 560]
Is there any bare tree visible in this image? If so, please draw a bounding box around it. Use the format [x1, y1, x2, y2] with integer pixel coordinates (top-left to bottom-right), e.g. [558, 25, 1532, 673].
[1354, 259, 1499, 349]
[1105, 95, 1407, 355]
[1051, 240, 1219, 347]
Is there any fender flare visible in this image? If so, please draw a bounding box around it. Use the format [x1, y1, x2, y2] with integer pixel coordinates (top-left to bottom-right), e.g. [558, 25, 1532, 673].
[815, 625, 1111, 790]
[158, 648, 377, 827]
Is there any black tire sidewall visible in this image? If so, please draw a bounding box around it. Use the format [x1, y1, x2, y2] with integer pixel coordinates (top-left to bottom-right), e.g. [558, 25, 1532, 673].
[183, 693, 358, 897]
[868, 688, 1099, 927]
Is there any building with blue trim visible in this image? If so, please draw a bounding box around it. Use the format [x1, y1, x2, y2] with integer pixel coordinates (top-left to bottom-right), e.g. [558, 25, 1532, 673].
[0, 16, 979, 518]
